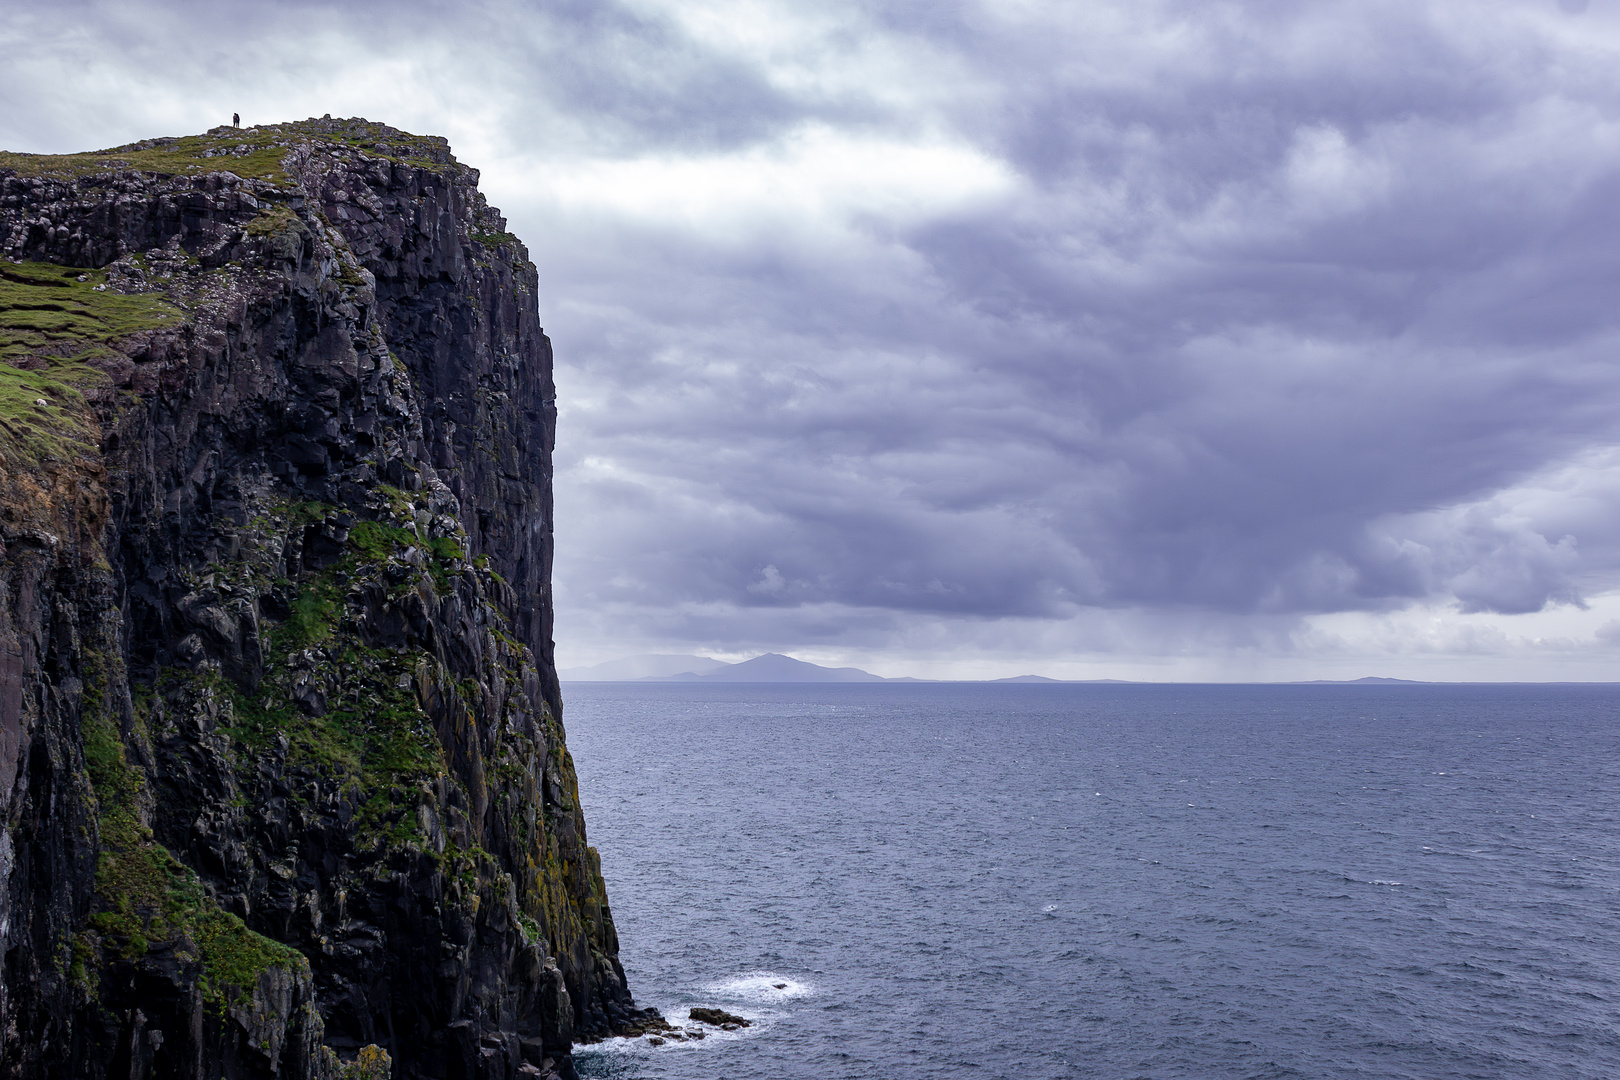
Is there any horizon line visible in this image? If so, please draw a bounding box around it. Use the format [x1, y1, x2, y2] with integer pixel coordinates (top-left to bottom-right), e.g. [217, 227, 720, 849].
[560, 677, 1620, 686]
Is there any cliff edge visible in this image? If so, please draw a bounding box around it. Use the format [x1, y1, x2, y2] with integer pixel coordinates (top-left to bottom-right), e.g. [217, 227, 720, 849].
[0, 118, 657, 1080]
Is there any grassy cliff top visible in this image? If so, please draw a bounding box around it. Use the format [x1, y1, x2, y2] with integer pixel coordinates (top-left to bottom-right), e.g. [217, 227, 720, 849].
[0, 117, 461, 186]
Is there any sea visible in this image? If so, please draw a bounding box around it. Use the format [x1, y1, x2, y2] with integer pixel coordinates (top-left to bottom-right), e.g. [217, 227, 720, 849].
[560, 682, 1620, 1080]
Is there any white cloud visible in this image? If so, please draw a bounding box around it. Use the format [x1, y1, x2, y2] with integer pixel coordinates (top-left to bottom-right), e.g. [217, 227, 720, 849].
[13, 0, 1620, 678]
[523, 123, 1016, 236]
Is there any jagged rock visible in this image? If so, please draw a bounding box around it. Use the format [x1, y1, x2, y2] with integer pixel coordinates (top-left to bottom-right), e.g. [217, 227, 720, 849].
[0, 118, 657, 1080]
[688, 1007, 752, 1028]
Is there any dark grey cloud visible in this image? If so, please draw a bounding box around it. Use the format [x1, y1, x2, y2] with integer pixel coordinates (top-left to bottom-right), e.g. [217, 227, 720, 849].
[8, 0, 1620, 672]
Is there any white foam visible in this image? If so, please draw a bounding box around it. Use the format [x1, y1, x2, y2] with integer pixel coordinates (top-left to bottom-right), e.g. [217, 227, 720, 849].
[581, 1028, 737, 1057]
[701, 971, 813, 1002]
[1370, 879, 1404, 886]
[1041, 904, 1058, 913]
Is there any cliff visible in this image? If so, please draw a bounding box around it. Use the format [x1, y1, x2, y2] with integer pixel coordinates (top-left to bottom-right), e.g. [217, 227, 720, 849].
[0, 118, 659, 1080]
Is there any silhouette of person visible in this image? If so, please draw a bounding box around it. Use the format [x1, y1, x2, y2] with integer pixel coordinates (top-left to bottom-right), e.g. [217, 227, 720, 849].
[233, 113, 240, 128]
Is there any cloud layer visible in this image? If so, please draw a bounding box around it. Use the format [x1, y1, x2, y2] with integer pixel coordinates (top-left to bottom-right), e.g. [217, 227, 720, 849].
[10, 0, 1620, 676]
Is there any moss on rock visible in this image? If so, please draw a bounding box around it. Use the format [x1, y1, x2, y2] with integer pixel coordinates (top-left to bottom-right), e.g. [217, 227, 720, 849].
[82, 688, 302, 1006]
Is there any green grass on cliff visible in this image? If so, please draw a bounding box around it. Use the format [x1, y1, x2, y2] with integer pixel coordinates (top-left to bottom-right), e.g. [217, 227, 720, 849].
[0, 133, 290, 185]
[0, 361, 99, 463]
[0, 119, 460, 187]
[348, 518, 416, 561]
[348, 518, 465, 594]
[244, 202, 299, 238]
[470, 229, 519, 249]
[0, 261, 182, 361]
[0, 261, 184, 463]
[226, 641, 446, 845]
[222, 511, 456, 845]
[80, 676, 304, 1006]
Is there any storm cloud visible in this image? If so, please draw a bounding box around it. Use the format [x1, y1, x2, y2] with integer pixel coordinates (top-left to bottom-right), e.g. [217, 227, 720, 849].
[9, 0, 1620, 677]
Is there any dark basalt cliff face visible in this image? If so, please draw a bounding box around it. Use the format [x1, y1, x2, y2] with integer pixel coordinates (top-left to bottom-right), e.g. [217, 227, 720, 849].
[0, 119, 656, 1080]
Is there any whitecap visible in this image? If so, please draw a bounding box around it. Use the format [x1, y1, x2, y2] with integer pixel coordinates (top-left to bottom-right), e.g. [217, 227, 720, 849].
[579, 1028, 732, 1057]
[701, 972, 813, 1002]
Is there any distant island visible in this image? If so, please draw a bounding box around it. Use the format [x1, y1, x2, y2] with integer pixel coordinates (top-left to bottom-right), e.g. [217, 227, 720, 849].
[562, 654, 1139, 683]
[561, 653, 887, 682]
[561, 656, 1438, 684]
[646, 653, 887, 682]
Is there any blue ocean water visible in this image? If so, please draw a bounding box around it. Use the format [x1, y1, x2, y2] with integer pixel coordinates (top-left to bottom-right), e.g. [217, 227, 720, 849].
[561, 682, 1620, 1080]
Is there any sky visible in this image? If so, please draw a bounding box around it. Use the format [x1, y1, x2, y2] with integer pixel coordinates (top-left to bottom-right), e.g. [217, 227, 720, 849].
[9, 0, 1620, 680]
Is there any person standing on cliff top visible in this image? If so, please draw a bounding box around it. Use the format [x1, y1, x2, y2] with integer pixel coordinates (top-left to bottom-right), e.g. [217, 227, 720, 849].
[232, 112, 239, 128]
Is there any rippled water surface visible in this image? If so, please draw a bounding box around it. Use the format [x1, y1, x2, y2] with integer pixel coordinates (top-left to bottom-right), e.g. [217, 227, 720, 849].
[561, 682, 1620, 1079]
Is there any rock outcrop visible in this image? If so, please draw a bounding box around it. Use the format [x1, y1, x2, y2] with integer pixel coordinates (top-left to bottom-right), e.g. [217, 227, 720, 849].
[0, 118, 654, 1080]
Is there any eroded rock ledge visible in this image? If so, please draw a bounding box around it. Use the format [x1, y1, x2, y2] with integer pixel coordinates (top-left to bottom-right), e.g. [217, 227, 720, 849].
[0, 118, 655, 1080]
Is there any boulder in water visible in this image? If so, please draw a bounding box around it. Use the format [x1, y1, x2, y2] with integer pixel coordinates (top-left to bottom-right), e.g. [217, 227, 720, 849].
[689, 1007, 752, 1028]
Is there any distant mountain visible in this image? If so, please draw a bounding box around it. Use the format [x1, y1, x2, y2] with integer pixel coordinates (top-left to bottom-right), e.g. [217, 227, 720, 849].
[559, 654, 732, 681]
[1296, 676, 1426, 684]
[566, 654, 1150, 684]
[645, 653, 888, 683]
